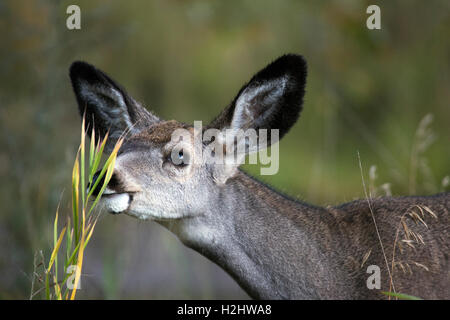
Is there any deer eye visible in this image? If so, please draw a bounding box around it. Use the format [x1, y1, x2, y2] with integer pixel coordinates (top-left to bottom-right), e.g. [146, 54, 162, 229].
[168, 147, 190, 167]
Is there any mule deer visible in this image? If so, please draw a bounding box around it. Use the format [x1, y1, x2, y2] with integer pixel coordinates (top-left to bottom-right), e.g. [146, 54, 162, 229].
[69, 54, 449, 299]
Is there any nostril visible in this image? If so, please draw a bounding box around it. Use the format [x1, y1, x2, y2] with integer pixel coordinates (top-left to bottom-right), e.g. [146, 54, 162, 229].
[107, 173, 119, 190]
[87, 170, 105, 196]
[92, 171, 100, 184]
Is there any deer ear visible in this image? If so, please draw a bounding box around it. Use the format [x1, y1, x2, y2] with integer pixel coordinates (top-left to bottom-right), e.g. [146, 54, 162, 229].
[69, 61, 159, 151]
[208, 54, 307, 143]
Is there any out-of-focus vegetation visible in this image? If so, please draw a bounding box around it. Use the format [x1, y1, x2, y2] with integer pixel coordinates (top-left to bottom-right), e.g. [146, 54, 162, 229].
[0, 0, 448, 299]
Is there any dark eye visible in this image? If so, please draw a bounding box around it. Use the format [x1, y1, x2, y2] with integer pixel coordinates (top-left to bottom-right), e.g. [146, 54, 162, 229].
[178, 150, 184, 161]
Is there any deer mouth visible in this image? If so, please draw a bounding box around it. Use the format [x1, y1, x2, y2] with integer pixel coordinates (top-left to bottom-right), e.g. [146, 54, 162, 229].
[102, 191, 133, 214]
[87, 171, 136, 214]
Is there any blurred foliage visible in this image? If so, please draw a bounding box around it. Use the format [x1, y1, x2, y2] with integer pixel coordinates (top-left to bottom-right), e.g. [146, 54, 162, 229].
[0, 0, 448, 299]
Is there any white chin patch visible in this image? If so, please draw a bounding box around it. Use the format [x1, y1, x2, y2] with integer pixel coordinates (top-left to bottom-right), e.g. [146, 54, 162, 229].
[105, 193, 130, 213]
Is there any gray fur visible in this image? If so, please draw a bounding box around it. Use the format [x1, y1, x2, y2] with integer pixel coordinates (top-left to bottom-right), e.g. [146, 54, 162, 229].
[70, 56, 449, 299]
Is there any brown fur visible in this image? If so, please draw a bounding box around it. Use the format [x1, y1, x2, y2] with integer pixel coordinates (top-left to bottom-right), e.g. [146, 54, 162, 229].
[133, 120, 187, 145]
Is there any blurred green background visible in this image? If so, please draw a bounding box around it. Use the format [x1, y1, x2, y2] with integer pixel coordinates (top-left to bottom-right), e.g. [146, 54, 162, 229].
[0, 0, 449, 299]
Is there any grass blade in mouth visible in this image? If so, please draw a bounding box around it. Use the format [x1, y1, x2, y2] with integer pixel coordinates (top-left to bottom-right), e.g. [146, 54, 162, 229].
[35, 115, 123, 300]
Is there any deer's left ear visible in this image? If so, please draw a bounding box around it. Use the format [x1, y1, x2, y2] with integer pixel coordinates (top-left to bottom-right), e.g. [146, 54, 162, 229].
[208, 54, 307, 142]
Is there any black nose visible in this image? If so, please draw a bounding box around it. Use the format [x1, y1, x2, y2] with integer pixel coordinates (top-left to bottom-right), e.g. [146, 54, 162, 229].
[88, 170, 105, 197]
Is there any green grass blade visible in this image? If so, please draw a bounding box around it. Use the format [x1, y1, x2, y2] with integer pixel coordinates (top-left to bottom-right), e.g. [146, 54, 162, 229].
[86, 137, 123, 206]
[53, 276, 62, 300]
[70, 208, 86, 300]
[88, 159, 116, 216]
[381, 291, 422, 300]
[64, 241, 81, 270]
[45, 272, 50, 300]
[65, 218, 72, 267]
[88, 126, 96, 180]
[53, 208, 59, 296]
[88, 132, 109, 186]
[83, 220, 98, 250]
[80, 117, 86, 209]
[46, 126, 122, 299]
[72, 153, 80, 243]
[47, 226, 66, 274]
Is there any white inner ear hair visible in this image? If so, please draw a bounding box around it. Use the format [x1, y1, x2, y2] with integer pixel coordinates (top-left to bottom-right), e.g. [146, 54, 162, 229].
[231, 76, 288, 130]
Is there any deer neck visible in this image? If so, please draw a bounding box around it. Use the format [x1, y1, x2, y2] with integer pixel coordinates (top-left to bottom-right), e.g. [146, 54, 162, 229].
[163, 170, 336, 299]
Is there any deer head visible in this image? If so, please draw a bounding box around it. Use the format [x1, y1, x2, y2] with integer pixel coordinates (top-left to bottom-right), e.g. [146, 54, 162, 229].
[69, 55, 306, 223]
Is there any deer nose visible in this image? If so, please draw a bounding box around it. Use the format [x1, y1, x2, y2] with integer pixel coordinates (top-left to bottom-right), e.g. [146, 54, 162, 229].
[88, 170, 105, 197]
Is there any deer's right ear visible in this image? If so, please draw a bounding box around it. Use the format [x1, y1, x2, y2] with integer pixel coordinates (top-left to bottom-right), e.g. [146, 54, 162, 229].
[69, 61, 159, 150]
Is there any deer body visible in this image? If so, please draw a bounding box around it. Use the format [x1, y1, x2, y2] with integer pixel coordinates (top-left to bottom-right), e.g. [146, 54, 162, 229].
[69, 55, 449, 299]
[167, 170, 449, 299]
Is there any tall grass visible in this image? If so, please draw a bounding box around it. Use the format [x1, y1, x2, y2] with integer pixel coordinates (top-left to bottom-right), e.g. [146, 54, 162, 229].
[31, 117, 123, 300]
[358, 114, 447, 301]
[409, 114, 437, 194]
